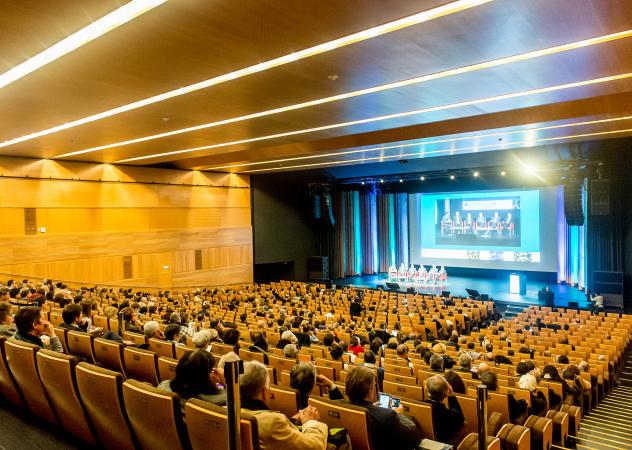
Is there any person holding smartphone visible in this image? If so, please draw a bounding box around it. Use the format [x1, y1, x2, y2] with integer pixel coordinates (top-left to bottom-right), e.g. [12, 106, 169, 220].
[345, 366, 422, 450]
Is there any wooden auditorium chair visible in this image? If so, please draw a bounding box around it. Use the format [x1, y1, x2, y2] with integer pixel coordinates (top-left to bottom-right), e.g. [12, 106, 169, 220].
[457, 433, 501, 450]
[185, 398, 260, 450]
[75, 362, 138, 450]
[149, 338, 176, 358]
[36, 349, 97, 445]
[123, 346, 159, 386]
[308, 395, 373, 450]
[53, 326, 69, 353]
[157, 355, 178, 383]
[0, 337, 25, 407]
[123, 331, 147, 346]
[268, 384, 300, 418]
[545, 410, 569, 446]
[523, 415, 553, 450]
[496, 424, 531, 450]
[3, 339, 58, 424]
[93, 337, 126, 376]
[122, 379, 190, 450]
[400, 399, 434, 440]
[67, 330, 96, 362]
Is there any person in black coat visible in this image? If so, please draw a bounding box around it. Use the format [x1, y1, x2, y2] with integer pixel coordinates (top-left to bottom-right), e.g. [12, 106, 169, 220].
[290, 362, 343, 409]
[349, 297, 364, 319]
[481, 372, 528, 423]
[345, 366, 422, 450]
[425, 375, 466, 444]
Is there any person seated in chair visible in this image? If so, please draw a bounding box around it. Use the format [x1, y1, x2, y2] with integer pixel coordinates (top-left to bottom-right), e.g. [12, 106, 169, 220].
[290, 362, 343, 409]
[480, 371, 528, 424]
[0, 302, 17, 338]
[11, 306, 63, 352]
[345, 366, 422, 450]
[59, 303, 102, 335]
[240, 361, 329, 450]
[424, 375, 465, 445]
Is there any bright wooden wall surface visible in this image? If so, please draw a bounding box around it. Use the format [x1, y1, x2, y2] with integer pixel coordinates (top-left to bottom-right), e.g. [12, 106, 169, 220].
[0, 158, 252, 288]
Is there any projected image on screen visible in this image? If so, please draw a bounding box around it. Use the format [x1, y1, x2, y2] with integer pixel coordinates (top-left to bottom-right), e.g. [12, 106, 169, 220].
[435, 196, 521, 247]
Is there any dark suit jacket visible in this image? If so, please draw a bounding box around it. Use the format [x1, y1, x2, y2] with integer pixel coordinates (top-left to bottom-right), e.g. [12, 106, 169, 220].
[349, 302, 363, 318]
[426, 396, 465, 444]
[351, 400, 422, 450]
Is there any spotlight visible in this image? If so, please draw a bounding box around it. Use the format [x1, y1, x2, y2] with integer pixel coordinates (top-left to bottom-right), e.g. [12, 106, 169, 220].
[399, 178, 403, 183]
[473, 171, 479, 177]
[525, 165, 536, 175]
[450, 175, 455, 180]
[420, 176, 425, 181]
[380, 179, 384, 183]
[361, 181, 365, 185]
[500, 171, 506, 176]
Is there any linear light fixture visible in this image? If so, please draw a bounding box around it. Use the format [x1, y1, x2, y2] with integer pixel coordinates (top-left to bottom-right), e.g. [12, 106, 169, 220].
[114, 70, 632, 163]
[201, 114, 632, 171]
[241, 127, 632, 173]
[0, 0, 492, 150]
[59, 27, 632, 160]
[0, 0, 166, 91]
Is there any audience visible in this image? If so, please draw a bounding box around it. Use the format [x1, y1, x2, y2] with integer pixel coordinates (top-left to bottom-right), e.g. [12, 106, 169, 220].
[11, 306, 63, 352]
[425, 375, 466, 445]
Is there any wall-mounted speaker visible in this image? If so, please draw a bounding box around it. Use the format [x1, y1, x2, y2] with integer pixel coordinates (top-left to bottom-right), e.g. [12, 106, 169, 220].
[563, 183, 584, 226]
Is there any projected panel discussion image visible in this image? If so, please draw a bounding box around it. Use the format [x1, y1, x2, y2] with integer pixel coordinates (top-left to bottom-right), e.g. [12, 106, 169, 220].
[411, 189, 557, 271]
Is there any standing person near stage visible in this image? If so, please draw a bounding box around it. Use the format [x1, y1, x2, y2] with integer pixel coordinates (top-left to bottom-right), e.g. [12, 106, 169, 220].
[349, 294, 364, 319]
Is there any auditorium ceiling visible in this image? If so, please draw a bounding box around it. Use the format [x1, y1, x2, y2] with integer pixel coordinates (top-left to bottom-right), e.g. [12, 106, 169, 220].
[2, 0, 632, 177]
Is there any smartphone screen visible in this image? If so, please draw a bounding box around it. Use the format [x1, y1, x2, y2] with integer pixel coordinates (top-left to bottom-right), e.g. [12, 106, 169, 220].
[379, 393, 391, 408]
[391, 397, 401, 408]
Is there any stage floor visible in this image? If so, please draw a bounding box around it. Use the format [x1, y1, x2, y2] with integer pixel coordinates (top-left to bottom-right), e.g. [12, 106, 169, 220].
[333, 273, 592, 309]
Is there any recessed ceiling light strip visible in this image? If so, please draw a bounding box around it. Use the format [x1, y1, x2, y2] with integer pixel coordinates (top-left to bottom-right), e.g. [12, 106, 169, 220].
[0, 0, 166, 90]
[0, 0, 492, 150]
[58, 28, 632, 159]
[201, 114, 632, 170]
[114, 71, 632, 163]
[242, 127, 632, 172]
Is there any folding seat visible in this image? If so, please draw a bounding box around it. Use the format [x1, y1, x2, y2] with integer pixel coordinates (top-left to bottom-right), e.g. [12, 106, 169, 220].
[545, 410, 569, 446]
[36, 349, 97, 444]
[309, 395, 372, 450]
[0, 337, 25, 407]
[175, 344, 192, 360]
[457, 433, 501, 450]
[53, 326, 69, 353]
[268, 384, 300, 417]
[185, 398, 260, 450]
[124, 346, 159, 385]
[3, 340, 57, 424]
[400, 398, 434, 440]
[157, 355, 178, 382]
[560, 404, 581, 436]
[93, 337, 126, 375]
[239, 348, 265, 363]
[383, 380, 423, 401]
[455, 395, 479, 436]
[123, 379, 190, 450]
[523, 415, 553, 450]
[496, 424, 531, 450]
[149, 338, 175, 358]
[75, 362, 138, 450]
[123, 331, 147, 346]
[67, 330, 95, 362]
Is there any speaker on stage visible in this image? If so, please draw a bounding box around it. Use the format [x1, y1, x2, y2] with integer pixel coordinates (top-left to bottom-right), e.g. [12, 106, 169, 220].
[386, 282, 400, 291]
[564, 182, 584, 226]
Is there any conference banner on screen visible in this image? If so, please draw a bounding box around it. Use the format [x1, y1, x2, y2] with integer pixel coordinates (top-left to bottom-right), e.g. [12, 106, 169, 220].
[408, 188, 558, 272]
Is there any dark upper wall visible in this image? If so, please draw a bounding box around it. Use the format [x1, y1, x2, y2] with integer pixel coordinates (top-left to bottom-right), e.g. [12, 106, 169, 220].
[251, 173, 323, 281]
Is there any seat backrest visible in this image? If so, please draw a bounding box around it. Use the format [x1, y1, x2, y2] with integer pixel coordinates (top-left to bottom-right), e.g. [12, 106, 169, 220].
[239, 348, 266, 363]
[401, 399, 434, 439]
[53, 327, 69, 353]
[36, 349, 97, 444]
[309, 395, 372, 450]
[149, 338, 175, 358]
[157, 356, 179, 383]
[383, 380, 423, 401]
[4, 339, 58, 424]
[496, 424, 531, 450]
[487, 391, 510, 426]
[75, 362, 137, 450]
[185, 398, 260, 450]
[268, 385, 299, 418]
[67, 331, 95, 362]
[123, 331, 147, 346]
[175, 344, 192, 360]
[124, 346, 159, 385]
[122, 379, 190, 450]
[93, 337, 126, 375]
[456, 394, 478, 436]
[0, 337, 25, 407]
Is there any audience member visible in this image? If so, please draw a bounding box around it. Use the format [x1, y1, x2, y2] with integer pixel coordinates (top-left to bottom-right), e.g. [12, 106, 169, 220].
[425, 375, 465, 444]
[0, 302, 16, 337]
[11, 306, 63, 352]
[290, 362, 343, 409]
[444, 370, 466, 394]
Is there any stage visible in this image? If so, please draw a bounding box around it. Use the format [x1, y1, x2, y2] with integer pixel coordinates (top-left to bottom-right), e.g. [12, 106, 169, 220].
[333, 272, 592, 309]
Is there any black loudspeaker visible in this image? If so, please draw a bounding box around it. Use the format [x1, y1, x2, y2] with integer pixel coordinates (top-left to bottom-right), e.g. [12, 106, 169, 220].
[406, 287, 416, 294]
[386, 282, 400, 291]
[590, 179, 610, 216]
[441, 291, 450, 297]
[312, 193, 322, 220]
[564, 183, 584, 226]
[307, 256, 329, 281]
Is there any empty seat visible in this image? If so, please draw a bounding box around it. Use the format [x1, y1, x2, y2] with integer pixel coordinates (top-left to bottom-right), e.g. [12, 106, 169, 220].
[309, 395, 372, 450]
[496, 424, 531, 450]
[4, 339, 58, 424]
[523, 415, 553, 450]
[93, 338, 126, 376]
[123, 379, 190, 450]
[36, 349, 97, 444]
[53, 326, 69, 353]
[157, 356, 178, 383]
[67, 330, 95, 362]
[401, 399, 434, 440]
[383, 380, 423, 401]
[545, 410, 569, 446]
[457, 433, 501, 450]
[268, 384, 300, 418]
[124, 346, 159, 385]
[0, 337, 25, 407]
[149, 338, 175, 358]
[75, 362, 138, 450]
[185, 398, 260, 450]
